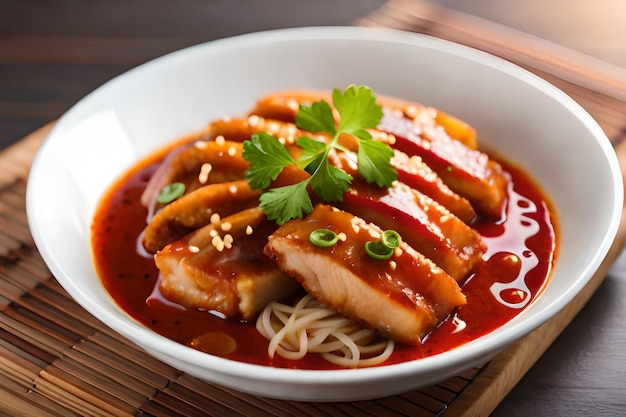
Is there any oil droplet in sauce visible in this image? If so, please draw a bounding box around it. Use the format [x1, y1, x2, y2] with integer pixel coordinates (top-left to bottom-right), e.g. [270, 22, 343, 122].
[499, 288, 529, 305]
[191, 331, 237, 355]
[480, 179, 554, 310]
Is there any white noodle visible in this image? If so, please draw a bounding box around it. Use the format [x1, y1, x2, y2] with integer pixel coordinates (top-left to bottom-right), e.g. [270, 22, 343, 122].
[256, 294, 394, 368]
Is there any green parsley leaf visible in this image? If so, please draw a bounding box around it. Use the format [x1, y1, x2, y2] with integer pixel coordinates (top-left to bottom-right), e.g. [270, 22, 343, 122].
[259, 180, 313, 225]
[242, 85, 397, 225]
[243, 132, 294, 189]
[296, 136, 327, 172]
[309, 156, 353, 202]
[357, 138, 398, 187]
[294, 100, 336, 135]
[333, 85, 383, 134]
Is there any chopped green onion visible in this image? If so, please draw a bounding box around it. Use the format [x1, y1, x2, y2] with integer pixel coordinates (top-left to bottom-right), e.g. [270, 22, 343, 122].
[157, 182, 185, 204]
[364, 240, 394, 259]
[309, 229, 339, 247]
[381, 230, 402, 248]
[365, 230, 401, 259]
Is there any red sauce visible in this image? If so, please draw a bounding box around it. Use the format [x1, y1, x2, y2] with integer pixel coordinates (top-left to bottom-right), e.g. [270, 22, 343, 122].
[92, 144, 557, 370]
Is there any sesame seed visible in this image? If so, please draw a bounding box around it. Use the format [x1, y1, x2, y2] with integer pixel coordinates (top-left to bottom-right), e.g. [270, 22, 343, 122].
[286, 98, 299, 111]
[215, 135, 226, 146]
[286, 125, 297, 136]
[439, 213, 453, 223]
[227, 146, 237, 156]
[212, 235, 225, 252]
[220, 221, 232, 232]
[247, 115, 260, 127]
[394, 247, 403, 257]
[223, 234, 233, 249]
[229, 185, 238, 194]
[245, 225, 253, 235]
[209, 229, 219, 237]
[266, 121, 279, 134]
[194, 140, 208, 149]
[198, 163, 213, 184]
[389, 260, 397, 270]
[405, 106, 417, 118]
[188, 245, 200, 253]
[221, 116, 231, 123]
[210, 213, 221, 224]
[367, 229, 380, 239]
[338, 232, 347, 242]
[408, 155, 422, 165]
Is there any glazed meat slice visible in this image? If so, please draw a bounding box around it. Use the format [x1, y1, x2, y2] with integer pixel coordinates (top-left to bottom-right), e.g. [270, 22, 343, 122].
[155, 207, 300, 320]
[330, 151, 485, 281]
[207, 115, 310, 147]
[143, 180, 261, 253]
[376, 96, 478, 149]
[391, 151, 476, 223]
[248, 90, 477, 148]
[340, 182, 485, 282]
[379, 108, 508, 218]
[141, 139, 249, 209]
[248, 90, 332, 123]
[264, 204, 467, 345]
[248, 90, 505, 217]
[330, 148, 476, 223]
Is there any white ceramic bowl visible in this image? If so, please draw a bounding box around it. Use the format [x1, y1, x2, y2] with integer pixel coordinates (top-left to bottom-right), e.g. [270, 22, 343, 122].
[26, 27, 623, 401]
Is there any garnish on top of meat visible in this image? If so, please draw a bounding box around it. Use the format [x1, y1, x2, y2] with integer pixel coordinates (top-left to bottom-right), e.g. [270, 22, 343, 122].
[264, 204, 467, 345]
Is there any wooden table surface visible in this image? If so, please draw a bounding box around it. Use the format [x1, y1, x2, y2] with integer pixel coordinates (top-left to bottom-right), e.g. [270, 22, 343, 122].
[2, 1, 625, 415]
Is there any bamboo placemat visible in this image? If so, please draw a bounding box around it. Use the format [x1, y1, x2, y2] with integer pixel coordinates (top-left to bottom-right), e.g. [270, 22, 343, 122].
[2, 2, 626, 416]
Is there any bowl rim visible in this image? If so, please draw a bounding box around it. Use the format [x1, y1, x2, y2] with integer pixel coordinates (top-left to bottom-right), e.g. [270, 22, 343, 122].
[26, 25, 624, 390]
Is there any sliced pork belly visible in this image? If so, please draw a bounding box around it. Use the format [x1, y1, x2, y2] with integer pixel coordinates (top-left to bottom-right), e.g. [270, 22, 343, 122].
[330, 148, 476, 223]
[264, 204, 467, 345]
[248, 90, 331, 123]
[248, 90, 477, 148]
[379, 108, 508, 218]
[392, 151, 476, 223]
[330, 151, 485, 281]
[207, 115, 309, 147]
[374, 96, 478, 149]
[142, 139, 248, 208]
[155, 207, 300, 320]
[143, 180, 261, 253]
[340, 181, 485, 282]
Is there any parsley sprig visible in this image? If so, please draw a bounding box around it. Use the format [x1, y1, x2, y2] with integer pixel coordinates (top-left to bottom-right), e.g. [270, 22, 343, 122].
[242, 85, 397, 225]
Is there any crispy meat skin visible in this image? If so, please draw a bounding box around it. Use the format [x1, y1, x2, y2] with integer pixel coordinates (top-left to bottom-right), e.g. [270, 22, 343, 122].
[155, 208, 300, 320]
[249, 90, 477, 149]
[340, 181, 486, 282]
[143, 180, 261, 253]
[379, 109, 508, 218]
[249, 90, 506, 218]
[208, 115, 307, 146]
[141, 140, 248, 208]
[330, 151, 485, 281]
[391, 151, 476, 222]
[264, 204, 467, 345]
